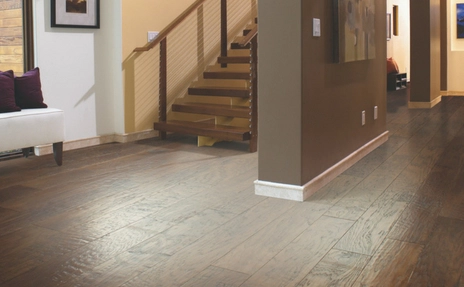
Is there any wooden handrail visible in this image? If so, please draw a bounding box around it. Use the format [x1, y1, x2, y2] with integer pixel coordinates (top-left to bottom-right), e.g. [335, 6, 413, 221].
[133, 0, 207, 52]
[238, 25, 258, 47]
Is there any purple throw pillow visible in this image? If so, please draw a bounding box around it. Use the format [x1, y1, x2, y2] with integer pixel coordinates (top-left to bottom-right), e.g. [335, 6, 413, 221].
[0, 70, 21, 113]
[14, 67, 47, 109]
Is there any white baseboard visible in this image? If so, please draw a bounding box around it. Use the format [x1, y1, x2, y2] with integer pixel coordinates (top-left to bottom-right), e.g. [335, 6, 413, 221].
[254, 131, 389, 202]
[408, 96, 442, 109]
[34, 130, 158, 156]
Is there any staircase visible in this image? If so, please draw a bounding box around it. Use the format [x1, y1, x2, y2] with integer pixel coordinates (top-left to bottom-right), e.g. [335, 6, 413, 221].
[154, 22, 258, 152]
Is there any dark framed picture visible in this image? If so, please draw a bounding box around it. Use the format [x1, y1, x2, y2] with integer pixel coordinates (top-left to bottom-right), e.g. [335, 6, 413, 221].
[51, 0, 100, 29]
[387, 13, 391, 40]
[458, 3, 464, 38]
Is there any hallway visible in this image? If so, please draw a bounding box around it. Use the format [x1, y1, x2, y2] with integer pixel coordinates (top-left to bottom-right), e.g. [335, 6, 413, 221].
[0, 88, 463, 286]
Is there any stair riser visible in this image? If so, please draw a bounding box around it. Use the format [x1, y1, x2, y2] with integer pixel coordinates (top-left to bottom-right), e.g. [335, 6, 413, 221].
[154, 122, 250, 141]
[217, 57, 251, 64]
[231, 43, 250, 50]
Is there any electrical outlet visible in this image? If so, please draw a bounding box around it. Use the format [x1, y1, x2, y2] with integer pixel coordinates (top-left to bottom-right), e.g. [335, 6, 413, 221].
[374, 106, 378, 120]
[362, 110, 366, 126]
[147, 31, 159, 42]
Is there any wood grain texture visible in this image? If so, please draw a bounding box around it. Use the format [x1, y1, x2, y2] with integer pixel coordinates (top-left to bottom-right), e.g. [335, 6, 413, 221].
[121, 198, 296, 287]
[335, 196, 407, 256]
[296, 249, 370, 287]
[407, 216, 464, 287]
[181, 266, 249, 287]
[240, 216, 354, 287]
[213, 202, 331, 274]
[0, 93, 463, 286]
[353, 239, 423, 287]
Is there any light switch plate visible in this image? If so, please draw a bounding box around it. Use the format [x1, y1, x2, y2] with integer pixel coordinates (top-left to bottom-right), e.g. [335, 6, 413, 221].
[313, 18, 321, 37]
[148, 31, 159, 42]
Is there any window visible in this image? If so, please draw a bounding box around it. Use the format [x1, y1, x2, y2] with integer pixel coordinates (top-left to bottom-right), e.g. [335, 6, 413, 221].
[0, 0, 34, 76]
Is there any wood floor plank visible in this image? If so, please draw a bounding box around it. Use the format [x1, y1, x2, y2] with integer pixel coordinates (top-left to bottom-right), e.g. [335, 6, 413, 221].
[0, 225, 89, 282]
[335, 196, 407, 256]
[308, 174, 363, 206]
[388, 165, 456, 244]
[213, 202, 331, 274]
[2, 215, 173, 287]
[129, 208, 237, 256]
[76, 252, 169, 287]
[296, 249, 370, 287]
[180, 266, 249, 287]
[120, 198, 297, 287]
[240, 216, 354, 287]
[439, 152, 464, 221]
[328, 154, 410, 221]
[353, 239, 423, 287]
[407, 217, 464, 287]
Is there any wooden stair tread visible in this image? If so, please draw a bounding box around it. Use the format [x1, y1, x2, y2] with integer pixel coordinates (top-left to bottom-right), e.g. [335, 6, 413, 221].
[172, 102, 249, 118]
[217, 56, 251, 64]
[203, 70, 250, 80]
[231, 37, 251, 49]
[188, 86, 249, 98]
[154, 120, 250, 141]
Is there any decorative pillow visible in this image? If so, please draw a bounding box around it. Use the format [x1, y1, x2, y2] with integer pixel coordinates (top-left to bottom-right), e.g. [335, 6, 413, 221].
[0, 70, 21, 113]
[14, 67, 47, 109]
[386, 57, 399, 74]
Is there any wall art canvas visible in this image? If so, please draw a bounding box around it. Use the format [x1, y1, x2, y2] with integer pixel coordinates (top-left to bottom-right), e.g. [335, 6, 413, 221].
[334, 0, 376, 63]
[457, 4, 464, 38]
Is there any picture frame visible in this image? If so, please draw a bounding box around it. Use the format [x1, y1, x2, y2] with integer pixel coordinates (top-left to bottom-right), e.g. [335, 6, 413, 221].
[458, 3, 464, 38]
[51, 0, 100, 29]
[387, 13, 391, 40]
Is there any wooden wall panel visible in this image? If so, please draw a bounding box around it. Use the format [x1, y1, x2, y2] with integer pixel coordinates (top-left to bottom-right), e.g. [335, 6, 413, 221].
[0, 0, 23, 75]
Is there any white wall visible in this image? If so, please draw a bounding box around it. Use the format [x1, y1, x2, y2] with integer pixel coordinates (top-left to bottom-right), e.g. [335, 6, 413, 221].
[34, 0, 124, 142]
[386, 0, 410, 79]
[448, 0, 464, 92]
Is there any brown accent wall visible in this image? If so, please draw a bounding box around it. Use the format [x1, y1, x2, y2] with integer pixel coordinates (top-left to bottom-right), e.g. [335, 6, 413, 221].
[410, 0, 441, 103]
[258, 0, 387, 186]
[300, 0, 387, 183]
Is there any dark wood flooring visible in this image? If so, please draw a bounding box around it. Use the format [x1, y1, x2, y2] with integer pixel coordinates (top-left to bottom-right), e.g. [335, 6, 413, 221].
[0, 88, 463, 286]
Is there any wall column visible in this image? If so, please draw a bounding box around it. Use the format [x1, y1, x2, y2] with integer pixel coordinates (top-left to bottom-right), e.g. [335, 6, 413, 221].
[409, 0, 441, 108]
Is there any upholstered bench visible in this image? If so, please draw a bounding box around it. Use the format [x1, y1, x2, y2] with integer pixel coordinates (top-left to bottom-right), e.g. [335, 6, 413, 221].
[0, 108, 65, 166]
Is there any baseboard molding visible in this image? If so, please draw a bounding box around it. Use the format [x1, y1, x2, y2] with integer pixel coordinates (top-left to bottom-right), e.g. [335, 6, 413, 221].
[254, 131, 390, 202]
[408, 96, 442, 109]
[34, 130, 158, 156]
[441, 91, 464, 96]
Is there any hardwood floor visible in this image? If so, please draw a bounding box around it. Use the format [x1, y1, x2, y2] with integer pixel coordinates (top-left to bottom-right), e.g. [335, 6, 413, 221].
[1, 88, 464, 286]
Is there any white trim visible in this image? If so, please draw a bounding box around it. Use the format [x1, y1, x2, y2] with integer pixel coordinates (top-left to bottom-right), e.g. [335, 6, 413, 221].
[254, 131, 389, 202]
[408, 96, 442, 109]
[34, 130, 158, 156]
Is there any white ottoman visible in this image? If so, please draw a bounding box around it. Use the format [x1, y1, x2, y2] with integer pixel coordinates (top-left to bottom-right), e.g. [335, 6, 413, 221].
[0, 108, 65, 165]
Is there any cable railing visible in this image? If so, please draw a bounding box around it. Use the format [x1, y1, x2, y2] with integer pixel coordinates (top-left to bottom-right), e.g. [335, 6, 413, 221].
[129, 0, 257, 136]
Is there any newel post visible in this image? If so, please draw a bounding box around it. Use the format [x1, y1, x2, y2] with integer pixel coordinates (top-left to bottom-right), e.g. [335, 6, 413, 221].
[221, 0, 227, 67]
[159, 37, 167, 139]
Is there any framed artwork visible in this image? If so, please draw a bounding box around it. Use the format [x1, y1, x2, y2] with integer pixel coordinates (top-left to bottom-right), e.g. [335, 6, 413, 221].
[333, 0, 376, 63]
[458, 3, 464, 38]
[387, 13, 391, 40]
[51, 0, 100, 29]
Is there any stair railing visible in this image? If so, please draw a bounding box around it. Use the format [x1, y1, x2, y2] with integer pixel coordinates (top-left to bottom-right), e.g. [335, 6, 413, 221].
[239, 25, 258, 152]
[132, 0, 257, 143]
